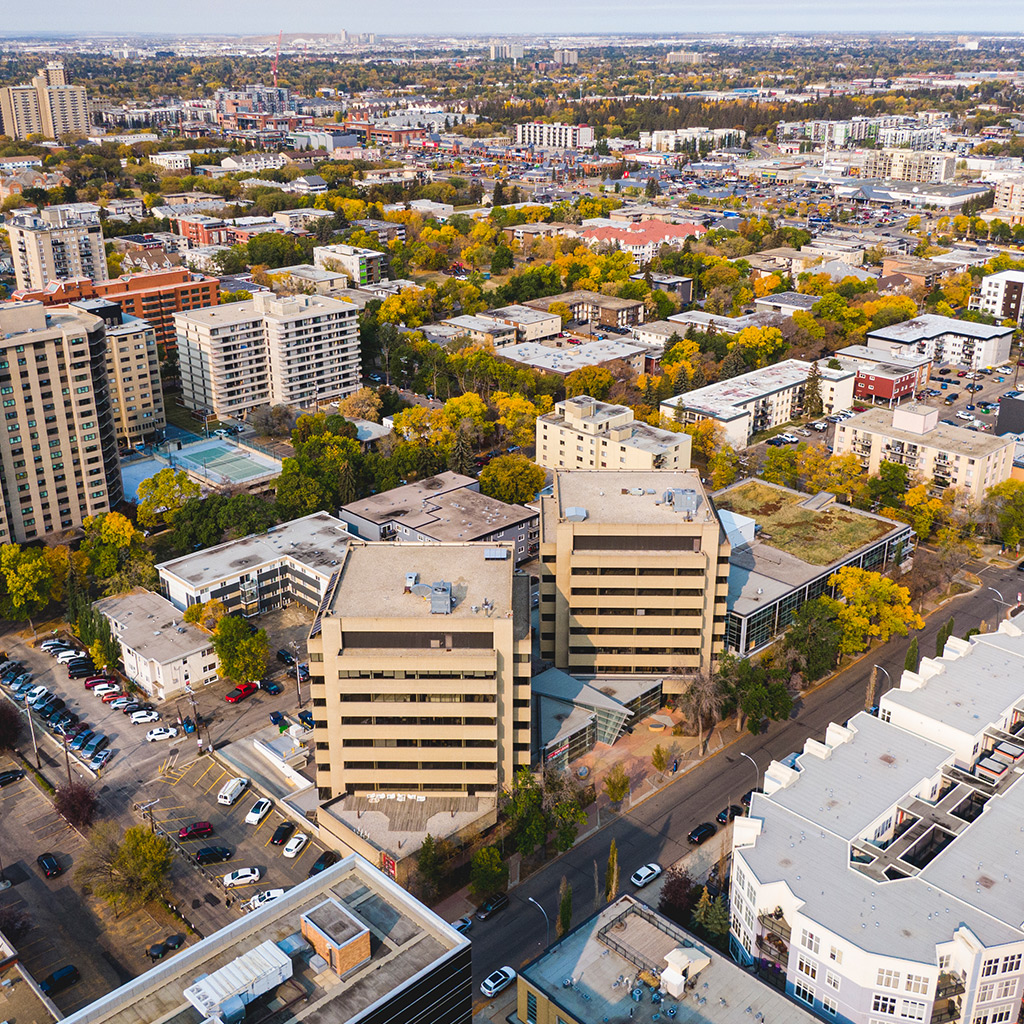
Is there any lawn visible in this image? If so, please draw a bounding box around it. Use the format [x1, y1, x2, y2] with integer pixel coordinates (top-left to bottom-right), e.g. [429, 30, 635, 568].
[715, 480, 893, 566]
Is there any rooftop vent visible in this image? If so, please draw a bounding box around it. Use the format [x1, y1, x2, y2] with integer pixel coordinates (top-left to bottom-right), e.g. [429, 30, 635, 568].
[484, 548, 509, 560]
[429, 581, 453, 615]
[404, 572, 419, 592]
[565, 506, 588, 522]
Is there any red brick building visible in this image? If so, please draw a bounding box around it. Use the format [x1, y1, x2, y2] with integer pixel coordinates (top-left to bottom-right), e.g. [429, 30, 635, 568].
[854, 363, 919, 406]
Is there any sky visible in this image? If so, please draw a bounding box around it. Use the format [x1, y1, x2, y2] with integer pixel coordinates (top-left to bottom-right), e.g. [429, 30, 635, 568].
[3, 0, 1023, 37]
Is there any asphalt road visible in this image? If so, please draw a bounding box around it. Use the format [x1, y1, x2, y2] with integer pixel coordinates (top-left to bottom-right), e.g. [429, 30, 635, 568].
[467, 558, 1024, 993]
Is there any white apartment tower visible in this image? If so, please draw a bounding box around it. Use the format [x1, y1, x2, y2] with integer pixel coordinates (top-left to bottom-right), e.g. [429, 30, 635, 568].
[514, 122, 595, 149]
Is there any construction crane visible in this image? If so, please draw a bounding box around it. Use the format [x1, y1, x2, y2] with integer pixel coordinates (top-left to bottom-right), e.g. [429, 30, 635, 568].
[272, 30, 282, 88]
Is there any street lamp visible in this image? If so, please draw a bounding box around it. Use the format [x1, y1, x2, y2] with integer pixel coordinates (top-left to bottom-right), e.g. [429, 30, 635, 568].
[739, 752, 759, 793]
[873, 664, 892, 693]
[527, 896, 550, 949]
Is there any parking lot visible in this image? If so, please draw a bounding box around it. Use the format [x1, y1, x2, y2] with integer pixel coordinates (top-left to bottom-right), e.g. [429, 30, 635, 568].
[916, 363, 1023, 428]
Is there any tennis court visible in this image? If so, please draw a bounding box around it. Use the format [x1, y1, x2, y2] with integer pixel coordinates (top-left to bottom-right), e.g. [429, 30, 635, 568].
[168, 439, 281, 484]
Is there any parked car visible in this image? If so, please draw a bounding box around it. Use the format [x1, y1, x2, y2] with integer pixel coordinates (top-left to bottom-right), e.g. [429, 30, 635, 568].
[0, 769, 25, 787]
[93, 683, 120, 697]
[247, 889, 286, 911]
[131, 710, 160, 725]
[283, 833, 309, 858]
[477, 893, 510, 920]
[195, 847, 232, 865]
[245, 799, 272, 825]
[222, 867, 261, 888]
[480, 967, 516, 998]
[225, 681, 257, 703]
[630, 863, 663, 888]
[307, 850, 339, 877]
[101, 691, 125, 704]
[90, 749, 113, 771]
[37, 852, 62, 878]
[270, 822, 295, 846]
[687, 822, 717, 845]
[276, 648, 295, 667]
[178, 822, 214, 840]
[84, 677, 113, 689]
[39, 965, 79, 995]
[108, 697, 133, 710]
[260, 681, 283, 696]
[452, 916, 472, 935]
[716, 804, 744, 824]
[146, 727, 179, 742]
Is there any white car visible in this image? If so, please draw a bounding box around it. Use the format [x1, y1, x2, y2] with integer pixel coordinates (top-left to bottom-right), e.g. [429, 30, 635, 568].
[778, 433, 800, 444]
[146, 726, 179, 742]
[480, 967, 516, 998]
[93, 683, 120, 697]
[955, 410, 973, 420]
[245, 798, 272, 825]
[630, 863, 663, 888]
[283, 833, 309, 858]
[130, 710, 160, 725]
[247, 888, 286, 910]
[222, 867, 261, 888]
[108, 697, 133, 710]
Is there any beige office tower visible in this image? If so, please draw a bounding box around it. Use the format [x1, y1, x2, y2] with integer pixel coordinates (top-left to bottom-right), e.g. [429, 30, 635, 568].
[0, 301, 122, 543]
[0, 85, 44, 139]
[538, 471, 730, 691]
[307, 542, 532, 799]
[0, 63, 88, 141]
[8, 207, 108, 291]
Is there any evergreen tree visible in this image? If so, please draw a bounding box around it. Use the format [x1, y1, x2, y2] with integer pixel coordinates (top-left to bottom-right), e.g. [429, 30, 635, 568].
[671, 363, 691, 395]
[706, 893, 730, 937]
[690, 886, 713, 930]
[557, 876, 573, 938]
[605, 840, 619, 902]
[447, 428, 474, 476]
[804, 360, 824, 417]
[417, 834, 441, 900]
[936, 616, 955, 657]
[905, 637, 919, 673]
[690, 363, 707, 389]
[492, 180, 506, 206]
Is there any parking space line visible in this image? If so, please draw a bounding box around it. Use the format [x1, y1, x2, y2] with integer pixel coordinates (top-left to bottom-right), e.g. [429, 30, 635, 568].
[190, 762, 215, 787]
[203, 770, 228, 794]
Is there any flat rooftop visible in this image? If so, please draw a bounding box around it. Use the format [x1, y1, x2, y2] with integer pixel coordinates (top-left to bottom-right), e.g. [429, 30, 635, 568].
[502, 339, 644, 374]
[157, 512, 351, 588]
[841, 406, 1013, 459]
[547, 470, 713, 527]
[326, 541, 515, 620]
[58, 857, 468, 1024]
[867, 312, 1013, 343]
[340, 473, 535, 542]
[522, 896, 816, 1024]
[489, 303, 559, 324]
[94, 588, 211, 662]
[442, 314, 515, 334]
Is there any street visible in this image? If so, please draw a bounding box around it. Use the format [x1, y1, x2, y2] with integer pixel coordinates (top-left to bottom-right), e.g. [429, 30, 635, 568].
[465, 556, 1023, 1000]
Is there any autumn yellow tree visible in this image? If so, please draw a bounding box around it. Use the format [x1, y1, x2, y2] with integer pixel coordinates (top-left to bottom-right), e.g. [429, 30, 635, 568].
[338, 387, 383, 423]
[493, 391, 553, 448]
[733, 326, 787, 369]
[823, 567, 924, 656]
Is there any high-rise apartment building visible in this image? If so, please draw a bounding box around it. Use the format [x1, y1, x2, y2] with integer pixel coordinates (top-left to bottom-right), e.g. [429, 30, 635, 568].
[862, 148, 955, 184]
[307, 541, 532, 800]
[0, 63, 89, 141]
[538, 471, 730, 689]
[7, 206, 107, 291]
[970, 269, 1024, 324]
[514, 122, 595, 149]
[0, 301, 122, 542]
[174, 292, 360, 419]
[69, 299, 165, 446]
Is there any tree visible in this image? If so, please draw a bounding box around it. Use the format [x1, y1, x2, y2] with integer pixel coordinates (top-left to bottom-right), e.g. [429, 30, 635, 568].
[784, 598, 842, 682]
[55, 782, 99, 827]
[691, 886, 713, 930]
[761, 447, 798, 488]
[658, 865, 697, 927]
[0, 701, 22, 751]
[200, 598, 227, 631]
[212, 616, 269, 682]
[706, 893, 730, 937]
[565, 366, 615, 400]
[651, 744, 668, 772]
[719, 349, 748, 380]
[605, 840, 620, 902]
[490, 244, 514, 275]
[675, 669, 724, 750]
[734, 325, 787, 368]
[936, 616, 955, 658]
[604, 763, 630, 804]
[709, 446, 739, 490]
[905, 637, 919, 673]
[446, 427, 474, 476]
[417, 833, 442, 901]
[507, 766, 548, 857]
[553, 799, 587, 852]
[76, 823, 173, 916]
[89, 615, 122, 673]
[824, 566, 924, 656]
[0, 545, 53, 627]
[338, 387, 383, 423]
[183, 603, 203, 624]
[804, 361, 823, 417]
[557, 876, 573, 938]
[479, 454, 545, 505]
[136, 468, 201, 529]
[469, 846, 507, 900]
[0, 903, 31, 942]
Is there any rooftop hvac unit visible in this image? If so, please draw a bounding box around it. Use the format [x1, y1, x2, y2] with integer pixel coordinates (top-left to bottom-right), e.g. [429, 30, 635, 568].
[429, 581, 453, 614]
[565, 506, 588, 522]
[183, 941, 292, 1022]
[484, 548, 509, 560]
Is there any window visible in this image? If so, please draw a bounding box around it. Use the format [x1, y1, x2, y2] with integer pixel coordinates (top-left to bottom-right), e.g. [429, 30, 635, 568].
[904, 974, 928, 994]
[994, 979, 1016, 999]
[829, 945, 844, 964]
[877, 969, 901, 989]
[900, 1001, 925, 1021]
[978, 983, 994, 1002]
[797, 955, 818, 980]
[872, 994, 897, 1014]
[826, 970, 841, 991]
[1002, 954, 1021, 973]
[822, 996, 838, 1016]
[938, 955, 951, 971]
[801, 929, 820, 954]
[990, 1008, 1012, 1023]
[983, 958, 1000, 977]
[526, 992, 537, 1024]
[794, 980, 814, 1006]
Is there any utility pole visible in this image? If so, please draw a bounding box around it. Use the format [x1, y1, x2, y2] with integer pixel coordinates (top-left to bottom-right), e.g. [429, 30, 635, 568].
[139, 798, 160, 834]
[26, 705, 40, 770]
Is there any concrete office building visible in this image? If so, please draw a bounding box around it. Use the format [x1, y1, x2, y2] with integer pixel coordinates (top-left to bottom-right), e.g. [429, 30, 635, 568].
[313, 243, 386, 286]
[0, 301, 122, 542]
[514, 122, 595, 149]
[865, 314, 1013, 371]
[94, 588, 218, 699]
[307, 541, 532, 799]
[834, 403, 1014, 502]
[174, 292, 360, 419]
[68, 300, 165, 445]
[57, 857, 471, 1024]
[731, 614, 1024, 1024]
[862, 148, 955, 183]
[538, 471, 730, 688]
[338, 472, 538, 563]
[536, 395, 692, 472]
[158, 512, 351, 615]
[971, 269, 1024, 324]
[7, 206, 107, 291]
[660, 360, 856, 450]
[0, 63, 89, 141]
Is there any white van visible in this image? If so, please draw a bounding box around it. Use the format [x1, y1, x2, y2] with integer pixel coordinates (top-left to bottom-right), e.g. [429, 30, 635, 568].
[218, 776, 249, 806]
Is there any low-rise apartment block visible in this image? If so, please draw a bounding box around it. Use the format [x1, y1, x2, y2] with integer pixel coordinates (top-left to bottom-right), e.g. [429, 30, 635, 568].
[439, 314, 516, 346]
[307, 541, 532, 799]
[538, 471, 730, 688]
[865, 313, 1013, 370]
[834, 403, 1014, 501]
[313, 243, 386, 286]
[524, 289, 646, 328]
[487, 303, 561, 342]
[731, 614, 1024, 1024]
[863, 148, 955, 183]
[174, 291, 360, 418]
[660, 360, 856, 450]
[94, 588, 218, 699]
[158, 512, 352, 615]
[971, 269, 1024, 324]
[537, 396, 692, 471]
[338, 471, 538, 563]
[502, 339, 646, 377]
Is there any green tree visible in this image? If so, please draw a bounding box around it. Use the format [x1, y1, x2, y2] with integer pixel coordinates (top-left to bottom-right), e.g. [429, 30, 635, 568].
[469, 846, 508, 900]
[691, 886, 713, 930]
[557, 876, 573, 938]
[651, 744, 668, 772]
[212, 616, 269, 682]
[508, 766, 549, 857]
[804, 361, 823, 418]
[490, 244, 514, 275]
[446, 427, 475, 476]
[0, 545, 53, 627]
[605, 839, 620, 902]
[761, 447, 798, 488]
[706, 893, 730, 937]
[936, 616, 955, 658]
[603, 764, 630, 805]
[89, 615, 121, 673]
[905, 636, 920, 673]
[869, 461, 910, 510]
[76, 823, 173, 916]
[417, 834, 442, 901]
[565, 365, 615, 400]
[552, 799, 587, 853]
[783, 598, 842, 682]
[479, 454, 545, 505]
[136, 468, 201, 529]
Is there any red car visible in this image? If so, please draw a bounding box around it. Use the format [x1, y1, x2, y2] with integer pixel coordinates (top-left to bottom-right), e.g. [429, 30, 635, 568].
[101, 690, 124, 703]
[225, 682, 257, 704]
[84, 677, 114, 689]
[178, 821, 214, 840]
